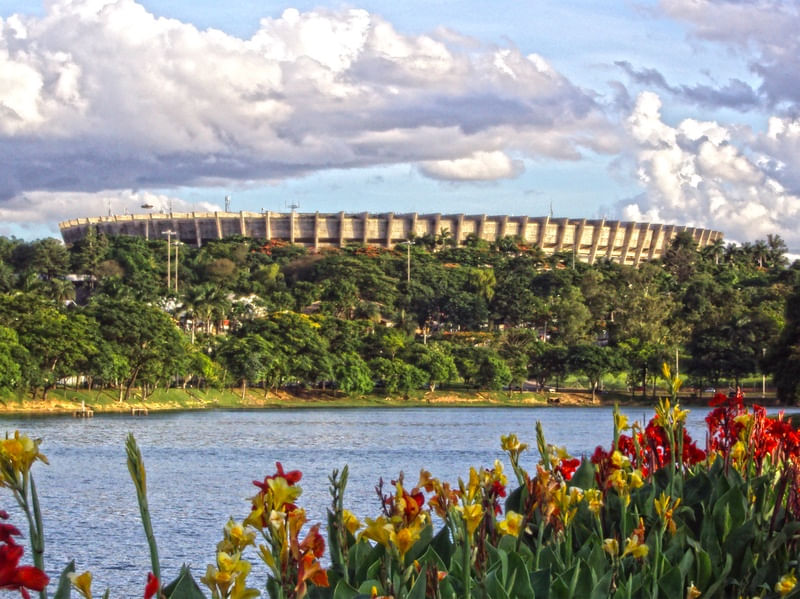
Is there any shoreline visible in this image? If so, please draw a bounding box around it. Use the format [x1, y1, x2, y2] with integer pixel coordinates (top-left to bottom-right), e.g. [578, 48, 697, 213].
[0, 387, 739, 417]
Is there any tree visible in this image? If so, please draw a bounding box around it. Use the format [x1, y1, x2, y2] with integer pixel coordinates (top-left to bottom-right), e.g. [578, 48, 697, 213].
[0, 326, 23, 392]
[766, 288, 800, 404]
[412, 343, 458, 392]
[89, 297, 185, 401]
[333, 352, 374, 395]
[217, 333, 274, 398]
[496, 328, 538, 390]
[568, 344, 622, 401]
[369, 357, 426, 395]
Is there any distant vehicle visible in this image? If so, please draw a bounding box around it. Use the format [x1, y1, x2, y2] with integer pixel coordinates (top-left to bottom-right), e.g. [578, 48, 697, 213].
[141, 203, 154, 209]
[703, 387, 716, 393]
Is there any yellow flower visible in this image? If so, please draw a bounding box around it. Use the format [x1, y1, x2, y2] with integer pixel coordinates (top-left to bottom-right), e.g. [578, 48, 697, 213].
[257, 543, 275, 569]
[360, 516, 395, 548]
[615, 411, 629, 432]
[497, 511, 523, 536]
[629, 470, 644, 489]
[68, 571, 94, 599]
[731, 441, 746, 461]
[776, 570, 797, 596]
[0, 431, 48, 486]
[342, 509, 361, 535]
[685, 582, 701, 599]
[602, 538, 619, 557]
[584, 489, 603, 514]
[654, 492, 681, 534]
[396, 517, 426, 560]
[611, 451, 629, 469]
[622, 535, 649, 559]
[267, 476, 302, 511]
[500, 433, 528, 454]
[224, 519, 256, 551]
[462, 503, 484, 535]
[609, 469, 627, 493]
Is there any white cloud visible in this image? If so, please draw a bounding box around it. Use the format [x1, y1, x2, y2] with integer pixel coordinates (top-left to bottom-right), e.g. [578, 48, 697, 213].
[0, 189, 218, 226]
[0, 0, 611, 214]
[619, 92, 800, 245]
[419, 151, 523, 180]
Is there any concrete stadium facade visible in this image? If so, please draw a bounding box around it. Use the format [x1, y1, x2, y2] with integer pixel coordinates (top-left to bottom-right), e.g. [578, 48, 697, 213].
[60, 211, 723, 266]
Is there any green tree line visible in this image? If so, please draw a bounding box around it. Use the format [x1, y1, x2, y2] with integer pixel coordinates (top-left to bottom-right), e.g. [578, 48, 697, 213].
[2, 229, 800, 403]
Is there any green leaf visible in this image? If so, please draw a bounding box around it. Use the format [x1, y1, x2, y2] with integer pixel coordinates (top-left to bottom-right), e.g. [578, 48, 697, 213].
[52, 560, 75, 599]
[407, 566, 427, 599]
[505, 485, 523, 514]
[682, 471, 712, 507]
[568, 459, 595, 491]
[162, 565, 206, 599]
[430, 523, 453, 565]
[723, 519, 755, 566]
[658, 565, 684, 598]
[357, 580, 382, 595]
[531, 567, 550, 599]
[332, 579, 360, 599]
[589, 570, 613, 599]
[507, 552, 535, 599]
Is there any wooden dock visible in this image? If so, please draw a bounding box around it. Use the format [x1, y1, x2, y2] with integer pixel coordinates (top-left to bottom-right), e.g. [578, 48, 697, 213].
[73, 401, 93, 418]
[131, 407, 148, 416]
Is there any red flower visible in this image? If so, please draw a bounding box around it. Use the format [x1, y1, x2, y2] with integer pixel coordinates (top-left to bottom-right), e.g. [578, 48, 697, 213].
[0, 512, 21, 546]
[253, 462, 303, 493]
[144, 572, 159, 599]
[0, 542, 49, 599]
[556, 457, 581, 481]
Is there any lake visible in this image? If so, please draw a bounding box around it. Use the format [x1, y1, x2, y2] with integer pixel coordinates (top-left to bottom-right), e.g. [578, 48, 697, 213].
[0, 406, 711, 596]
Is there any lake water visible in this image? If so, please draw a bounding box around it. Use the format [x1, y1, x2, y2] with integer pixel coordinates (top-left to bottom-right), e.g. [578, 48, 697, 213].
[0, 406, 711, 596]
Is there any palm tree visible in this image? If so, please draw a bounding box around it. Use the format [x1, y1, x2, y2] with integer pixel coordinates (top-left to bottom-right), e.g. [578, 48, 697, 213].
[701, 238, 725, 265]
[752, 240, 769, 269]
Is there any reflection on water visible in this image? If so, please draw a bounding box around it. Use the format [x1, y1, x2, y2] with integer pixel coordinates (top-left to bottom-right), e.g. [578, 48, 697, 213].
[0, 406, 710, 595]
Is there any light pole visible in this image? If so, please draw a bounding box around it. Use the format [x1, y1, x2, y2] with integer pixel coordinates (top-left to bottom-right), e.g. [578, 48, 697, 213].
[173, 240, 181, 293]
[398, 240, 412, 285]
[762, 347, 766, 398]
[163, 229, 176, 290]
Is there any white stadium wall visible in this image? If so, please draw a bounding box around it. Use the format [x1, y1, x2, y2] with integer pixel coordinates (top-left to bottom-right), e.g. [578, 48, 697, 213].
[59, 211, 723, 267]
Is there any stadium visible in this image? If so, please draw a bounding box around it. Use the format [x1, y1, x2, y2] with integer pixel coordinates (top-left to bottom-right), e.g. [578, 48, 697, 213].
[59, 211, 723, 266]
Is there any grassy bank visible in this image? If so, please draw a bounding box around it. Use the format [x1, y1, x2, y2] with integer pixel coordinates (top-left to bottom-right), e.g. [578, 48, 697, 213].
[0, 386, 626, 415]
[0, 385, 763, 416]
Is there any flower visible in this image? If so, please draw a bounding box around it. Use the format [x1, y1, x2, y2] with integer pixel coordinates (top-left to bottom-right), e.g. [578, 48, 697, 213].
[0, 432, 48, 488]
[0, 512, 21, 545]
[622, 535, 648, 559]
[144, 573, 159, 599]
[602, 538, 619, 557]
[584, 489, 603, 514]
[461, 503, 484, 535]
[295, 551, 329, 599]
[0, 543, 49, 599]
[497, 511, 523, 537]
[685, 582, 701, 599]
[500, 434, 528, 458]
[776, 570, 797, 596]
[654, 492, 681, 535]
[342, 510, 361, 535]
[68, 571, 93, 599]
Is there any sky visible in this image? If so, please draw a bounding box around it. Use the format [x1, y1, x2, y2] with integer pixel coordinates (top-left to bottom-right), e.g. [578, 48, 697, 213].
[1, 0, 799, 248]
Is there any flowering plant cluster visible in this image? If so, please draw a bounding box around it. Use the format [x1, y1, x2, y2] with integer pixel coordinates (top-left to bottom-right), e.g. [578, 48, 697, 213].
[2, 366, 800, 599]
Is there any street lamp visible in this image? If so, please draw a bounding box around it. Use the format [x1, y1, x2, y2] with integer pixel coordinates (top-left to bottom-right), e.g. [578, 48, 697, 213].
[163, 229, 176, 290]
[397, 240, 413, 285]
[173, 240, 182, 293]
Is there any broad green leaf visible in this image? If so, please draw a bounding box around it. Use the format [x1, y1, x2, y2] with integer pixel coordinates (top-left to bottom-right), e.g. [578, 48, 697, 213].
[52, 560, 76, 599]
